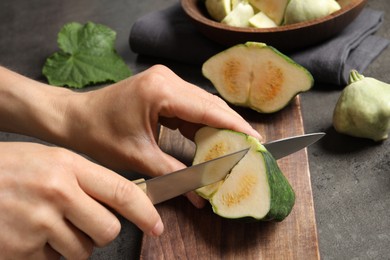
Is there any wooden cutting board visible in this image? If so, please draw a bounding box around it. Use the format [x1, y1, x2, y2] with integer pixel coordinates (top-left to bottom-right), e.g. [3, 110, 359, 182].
[140, 96, 320, 259]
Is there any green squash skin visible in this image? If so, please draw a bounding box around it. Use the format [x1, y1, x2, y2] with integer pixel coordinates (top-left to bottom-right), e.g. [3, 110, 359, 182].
[261, 150, 295, 221]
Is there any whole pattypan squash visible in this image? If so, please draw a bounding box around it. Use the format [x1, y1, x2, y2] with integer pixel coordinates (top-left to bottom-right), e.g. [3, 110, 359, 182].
[333, 70, 390, 142]
[284, 0, 341, 25]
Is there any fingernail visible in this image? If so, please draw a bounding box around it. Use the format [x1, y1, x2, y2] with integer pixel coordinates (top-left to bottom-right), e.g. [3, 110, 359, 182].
[150, 220, 164, 237]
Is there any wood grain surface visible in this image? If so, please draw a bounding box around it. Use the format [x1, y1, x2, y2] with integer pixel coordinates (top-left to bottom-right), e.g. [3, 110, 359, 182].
[140, 96, 320, 259]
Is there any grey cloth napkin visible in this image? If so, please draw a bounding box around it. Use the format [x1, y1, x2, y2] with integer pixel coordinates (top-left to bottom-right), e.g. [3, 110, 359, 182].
[129, 3, 389, 86]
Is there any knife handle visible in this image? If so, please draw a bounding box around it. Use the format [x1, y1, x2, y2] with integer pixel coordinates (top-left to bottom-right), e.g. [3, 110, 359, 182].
[132, 178, 147, 193]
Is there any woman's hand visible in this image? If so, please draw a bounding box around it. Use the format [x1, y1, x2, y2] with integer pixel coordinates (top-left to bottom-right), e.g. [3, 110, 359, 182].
[0, 142, 163, 259]
[65, 65, 261, 177]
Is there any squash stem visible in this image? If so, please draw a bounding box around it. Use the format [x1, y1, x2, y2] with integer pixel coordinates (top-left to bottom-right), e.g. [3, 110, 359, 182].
[349, 70, 365, 84]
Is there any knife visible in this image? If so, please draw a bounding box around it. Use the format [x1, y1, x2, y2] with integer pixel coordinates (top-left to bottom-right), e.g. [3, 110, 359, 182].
[136, 132, 325, 204]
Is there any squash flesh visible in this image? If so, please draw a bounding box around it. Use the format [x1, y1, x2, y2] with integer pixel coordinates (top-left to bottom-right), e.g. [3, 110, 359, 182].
[248, 48, 312, 112]
[210, 149, 271, 219]
[202, 45, 252, 105]
[205, 0, 232, 21]
[249, 0, 290, 25]
[193, 128, 249, 198]
[249, 50, 285, 110]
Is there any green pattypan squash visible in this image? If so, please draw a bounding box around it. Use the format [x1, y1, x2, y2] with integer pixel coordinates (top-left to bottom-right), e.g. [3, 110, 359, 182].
[193, 126, 295, 221]
[283, 0, 341, 25]
[333, 70, 390, 142]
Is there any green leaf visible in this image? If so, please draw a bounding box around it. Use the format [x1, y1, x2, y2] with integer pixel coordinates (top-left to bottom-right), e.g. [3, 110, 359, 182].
[43, 22, 131, 88]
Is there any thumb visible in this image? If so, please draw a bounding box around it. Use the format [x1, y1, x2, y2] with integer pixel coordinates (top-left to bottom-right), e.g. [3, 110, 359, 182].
[139, 143, 187, 176]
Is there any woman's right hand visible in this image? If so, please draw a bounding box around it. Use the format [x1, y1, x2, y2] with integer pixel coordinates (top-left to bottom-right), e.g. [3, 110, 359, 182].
[0, 142, 163, 260]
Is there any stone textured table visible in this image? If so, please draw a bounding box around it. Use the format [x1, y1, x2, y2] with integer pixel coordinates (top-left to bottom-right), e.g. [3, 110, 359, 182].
[0, 0, 389, 259]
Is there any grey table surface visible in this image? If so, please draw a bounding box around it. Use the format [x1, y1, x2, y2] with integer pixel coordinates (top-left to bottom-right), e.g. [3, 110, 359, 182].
[0, 0, 389, 259]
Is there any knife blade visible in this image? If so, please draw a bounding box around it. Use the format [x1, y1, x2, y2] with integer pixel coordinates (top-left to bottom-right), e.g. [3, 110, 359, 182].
[264, 132, 325, 159]
[136, 148, 249, 205]
[136, 132, 325, 204]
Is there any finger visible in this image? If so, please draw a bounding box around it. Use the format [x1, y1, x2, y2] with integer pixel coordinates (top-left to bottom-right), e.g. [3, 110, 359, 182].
[133, 142, 188, 177]
[159, 116, 203, 141]
[27, 244, 60, 260]
[185, 191, 206, 209]
[62, 185, 122, 247]
[144, 148, 207, 207]
[74, 161, 164, 238]
[160, 81, 261, 140]
[121, 141, 206, 207]
[166, 72, 246, 119]
[47, 219, 93, 259]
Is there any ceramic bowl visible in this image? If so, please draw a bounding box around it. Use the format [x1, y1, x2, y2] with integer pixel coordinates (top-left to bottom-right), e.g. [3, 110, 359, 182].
[181, 0, 367, 52]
